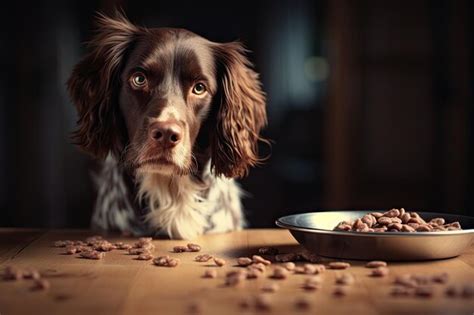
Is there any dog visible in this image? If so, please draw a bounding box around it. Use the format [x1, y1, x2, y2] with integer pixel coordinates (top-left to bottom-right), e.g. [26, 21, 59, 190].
[67, 13, 267, 239]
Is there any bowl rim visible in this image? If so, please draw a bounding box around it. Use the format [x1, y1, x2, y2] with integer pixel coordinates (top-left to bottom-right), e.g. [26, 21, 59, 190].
[275, 211, 474, 237]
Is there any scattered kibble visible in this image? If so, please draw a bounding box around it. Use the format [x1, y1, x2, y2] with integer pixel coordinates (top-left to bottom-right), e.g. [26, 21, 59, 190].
[365, 261, 387, 268]
[153, 255, 180, 267]
[194, 254, 213, 262]
[203, 269, 217, 279]
[237, 257, 253, 266]
[261, 282, 279, 293]
[187, 243, 201, 252]
[214, 258, 226, 267]
[336, 273, 355, 285]
[371, 267, 389, 277]
[328, 262, 351, 270]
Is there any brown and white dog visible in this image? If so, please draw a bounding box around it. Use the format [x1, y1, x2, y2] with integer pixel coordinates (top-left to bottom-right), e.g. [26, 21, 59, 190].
[67, 13, 267, 239]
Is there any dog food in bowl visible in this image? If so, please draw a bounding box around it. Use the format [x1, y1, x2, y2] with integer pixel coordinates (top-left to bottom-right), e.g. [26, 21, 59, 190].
[334, 208, 462, 233]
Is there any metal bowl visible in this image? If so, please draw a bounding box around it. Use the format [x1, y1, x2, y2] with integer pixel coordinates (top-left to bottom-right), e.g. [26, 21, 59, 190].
[276, 211, 474, 261]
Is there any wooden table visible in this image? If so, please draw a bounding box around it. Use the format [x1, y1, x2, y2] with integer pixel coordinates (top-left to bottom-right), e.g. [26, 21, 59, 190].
[0, 228, 473, 315]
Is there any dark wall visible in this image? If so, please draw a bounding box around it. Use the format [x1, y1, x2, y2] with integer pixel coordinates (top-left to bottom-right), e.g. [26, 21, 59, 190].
[0, 0, 472, 229]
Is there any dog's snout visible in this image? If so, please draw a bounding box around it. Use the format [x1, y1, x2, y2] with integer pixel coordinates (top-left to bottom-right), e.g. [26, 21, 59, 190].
[149, 121, 183, 148]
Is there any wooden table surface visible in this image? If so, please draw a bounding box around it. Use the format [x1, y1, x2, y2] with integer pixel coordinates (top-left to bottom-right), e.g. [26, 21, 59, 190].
[0, 228, 473, 315]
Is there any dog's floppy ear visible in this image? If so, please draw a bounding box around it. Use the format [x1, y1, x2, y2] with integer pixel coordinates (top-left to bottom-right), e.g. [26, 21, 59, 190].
[67, 12, 138, 159]
[210, 42, 268, 178]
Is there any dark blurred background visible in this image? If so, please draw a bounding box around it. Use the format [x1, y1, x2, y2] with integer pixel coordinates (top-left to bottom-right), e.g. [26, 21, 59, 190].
[1, 0, 473, 229]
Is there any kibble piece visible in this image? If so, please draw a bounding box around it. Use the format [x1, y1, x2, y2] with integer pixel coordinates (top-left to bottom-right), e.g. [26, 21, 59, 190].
[313, 264, 326, 274]
[32, 279, 50, 290]
[352, 218, 366, 230]
[294, 266, 306, 274]
[432, 272, 449, 284]
[415, 286, 434, 298]
[394, 274, 417, 288]
[400, 213, 411, 224]
[429, 218, 445, 226]
[361, 214, 377, 227]
[336, 273, 355, 285]
[365, 261, 387, 268]
[445, 285, 459, 297]
[302, 276, 322, 291]
[173, 245, 188, 253]
[328, 262, 351, 270]
[128, 248, 149, 255]
[252, 255, 272, 266]
[137, 237, 152, 244]
[294, 298, 311, 310]
[116, 243, 133, 250]
[203, 269, 217, 279]
[303, 263, 326, 275]
[153, 255, 170, 266]
[3, 266, 23, 281]
[384, 209, 401, 218]
[93, 240, 115, 252]
[80, 250, 105, 260]
[446, 222, 462, 230]
[261, 282, 279, 293]
[138, 242, 155, 251]
[247, 268, 263, 279]
[371, 267, 389, 277]
[335, 223, 352, 231]
[370, 212, 384, 218]
[225, 270, 246, 287]
[284, 262, 296, 271]
[391, 286, 412, 297]
[85, 235, 103, 245]
[411, 274, 431, 285]
[65, 246, 78, 255]
[303, 264, 317, 275]
[187, 243, 201, 252]
[333, 286, 348, 297]
[237, 257, 253, 266]
[137, 253, 154, 260]
[416, 225, 432, 232]
[377, 216, 392, 226]
[258, 247, 279, 255]
[214, 258, 226, 267]
[53, 240, 67, 248]
[247, 263, 266, 273]
[153, 256, 180, 267]
[238, 297, 252, 310]
[388, 223, 403, 231]
[255, 294, 272, 311]
[167, 258, 180, 267]
[271, 266, 289, 279]
[194, 254, 213, 262]
[401, 225, 416, 232]
[23, 269, 41, 280]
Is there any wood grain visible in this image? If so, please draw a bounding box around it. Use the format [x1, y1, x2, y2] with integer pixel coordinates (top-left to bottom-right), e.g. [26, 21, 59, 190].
[0, 229, 473, 315]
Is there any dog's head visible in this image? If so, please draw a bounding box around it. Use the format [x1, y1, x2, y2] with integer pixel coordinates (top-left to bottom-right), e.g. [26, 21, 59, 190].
[68, 13, 267, 178]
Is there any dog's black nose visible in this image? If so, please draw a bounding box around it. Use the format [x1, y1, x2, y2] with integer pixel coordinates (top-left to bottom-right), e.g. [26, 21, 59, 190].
[149, 121, 183, 148]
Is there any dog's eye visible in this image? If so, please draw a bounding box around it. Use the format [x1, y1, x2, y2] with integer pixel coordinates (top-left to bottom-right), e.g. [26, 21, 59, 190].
[192, 83, 207, 95]
[131, 73, 147, 88]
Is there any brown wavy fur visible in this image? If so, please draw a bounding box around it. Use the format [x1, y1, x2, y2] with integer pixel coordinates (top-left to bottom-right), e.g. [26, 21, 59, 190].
[211, 42, 268, 178]
[67, 12, 139, 159]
